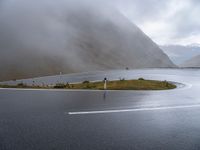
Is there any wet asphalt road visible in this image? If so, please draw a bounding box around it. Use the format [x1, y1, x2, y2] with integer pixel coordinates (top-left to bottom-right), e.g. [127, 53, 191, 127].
[1, 69, 200, 150]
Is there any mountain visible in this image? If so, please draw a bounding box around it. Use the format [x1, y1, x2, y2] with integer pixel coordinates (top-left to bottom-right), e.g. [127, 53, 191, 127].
[0, 1, 175, 81]
[181, 55, 200, 67]
[160, 45, 200, 65]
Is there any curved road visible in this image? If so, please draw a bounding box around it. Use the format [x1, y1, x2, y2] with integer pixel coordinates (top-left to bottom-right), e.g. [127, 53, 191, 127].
[1, 68, 200, 150]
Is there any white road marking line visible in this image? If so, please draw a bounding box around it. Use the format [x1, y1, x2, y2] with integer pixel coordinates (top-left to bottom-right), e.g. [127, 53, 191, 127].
[68, 104, 200, 115]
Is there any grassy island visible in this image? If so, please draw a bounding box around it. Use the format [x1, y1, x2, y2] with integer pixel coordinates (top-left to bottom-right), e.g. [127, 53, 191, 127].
[0, 78, 176, 90]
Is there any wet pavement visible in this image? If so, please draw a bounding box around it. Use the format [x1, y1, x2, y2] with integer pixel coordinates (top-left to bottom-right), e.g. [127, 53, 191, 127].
[1, 69, 200, 150]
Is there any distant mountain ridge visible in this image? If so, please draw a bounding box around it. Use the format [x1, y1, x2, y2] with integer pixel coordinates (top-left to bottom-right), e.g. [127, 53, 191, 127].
[0, 1, 175, 81]
[160, 45, 200, 65]
[181, 55, 200, 67]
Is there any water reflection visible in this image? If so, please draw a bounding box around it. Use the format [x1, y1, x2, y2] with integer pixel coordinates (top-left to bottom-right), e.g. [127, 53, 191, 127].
[103, 91, 107, 101]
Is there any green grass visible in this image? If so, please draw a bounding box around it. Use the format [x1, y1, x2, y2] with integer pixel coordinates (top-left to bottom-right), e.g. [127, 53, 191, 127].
[0, 83, 49, 89]
[0, 79, 176, 90]
[65, 79, 176, 90]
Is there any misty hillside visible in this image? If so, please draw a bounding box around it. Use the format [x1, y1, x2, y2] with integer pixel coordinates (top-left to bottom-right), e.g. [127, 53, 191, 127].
[0, 0, 175, 81]
[161, 45, 200, 65]
[181, 55, 200, 67]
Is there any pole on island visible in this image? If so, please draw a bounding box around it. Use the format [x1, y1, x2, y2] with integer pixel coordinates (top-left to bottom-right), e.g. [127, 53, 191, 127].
[104, 77, 107, 90]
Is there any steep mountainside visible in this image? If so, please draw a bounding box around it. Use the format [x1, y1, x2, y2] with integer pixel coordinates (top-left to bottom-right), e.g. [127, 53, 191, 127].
[0, 1, 175, 81]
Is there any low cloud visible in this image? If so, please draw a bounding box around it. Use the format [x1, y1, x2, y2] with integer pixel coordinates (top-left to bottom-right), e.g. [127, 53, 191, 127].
[114, 0, 200, 45]
[0, 0, 199, 46]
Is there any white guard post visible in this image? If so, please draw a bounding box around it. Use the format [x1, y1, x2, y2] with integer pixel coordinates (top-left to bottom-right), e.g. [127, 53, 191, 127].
[104, 78, 107, 90]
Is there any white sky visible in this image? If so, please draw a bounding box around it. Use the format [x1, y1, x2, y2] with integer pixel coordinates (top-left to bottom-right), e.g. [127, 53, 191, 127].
[115, 0, 200, 45]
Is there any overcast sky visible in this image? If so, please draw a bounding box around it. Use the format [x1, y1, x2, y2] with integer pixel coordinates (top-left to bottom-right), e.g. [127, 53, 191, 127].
[0, 0, 199, 46]
[114, 0, 200, 46]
